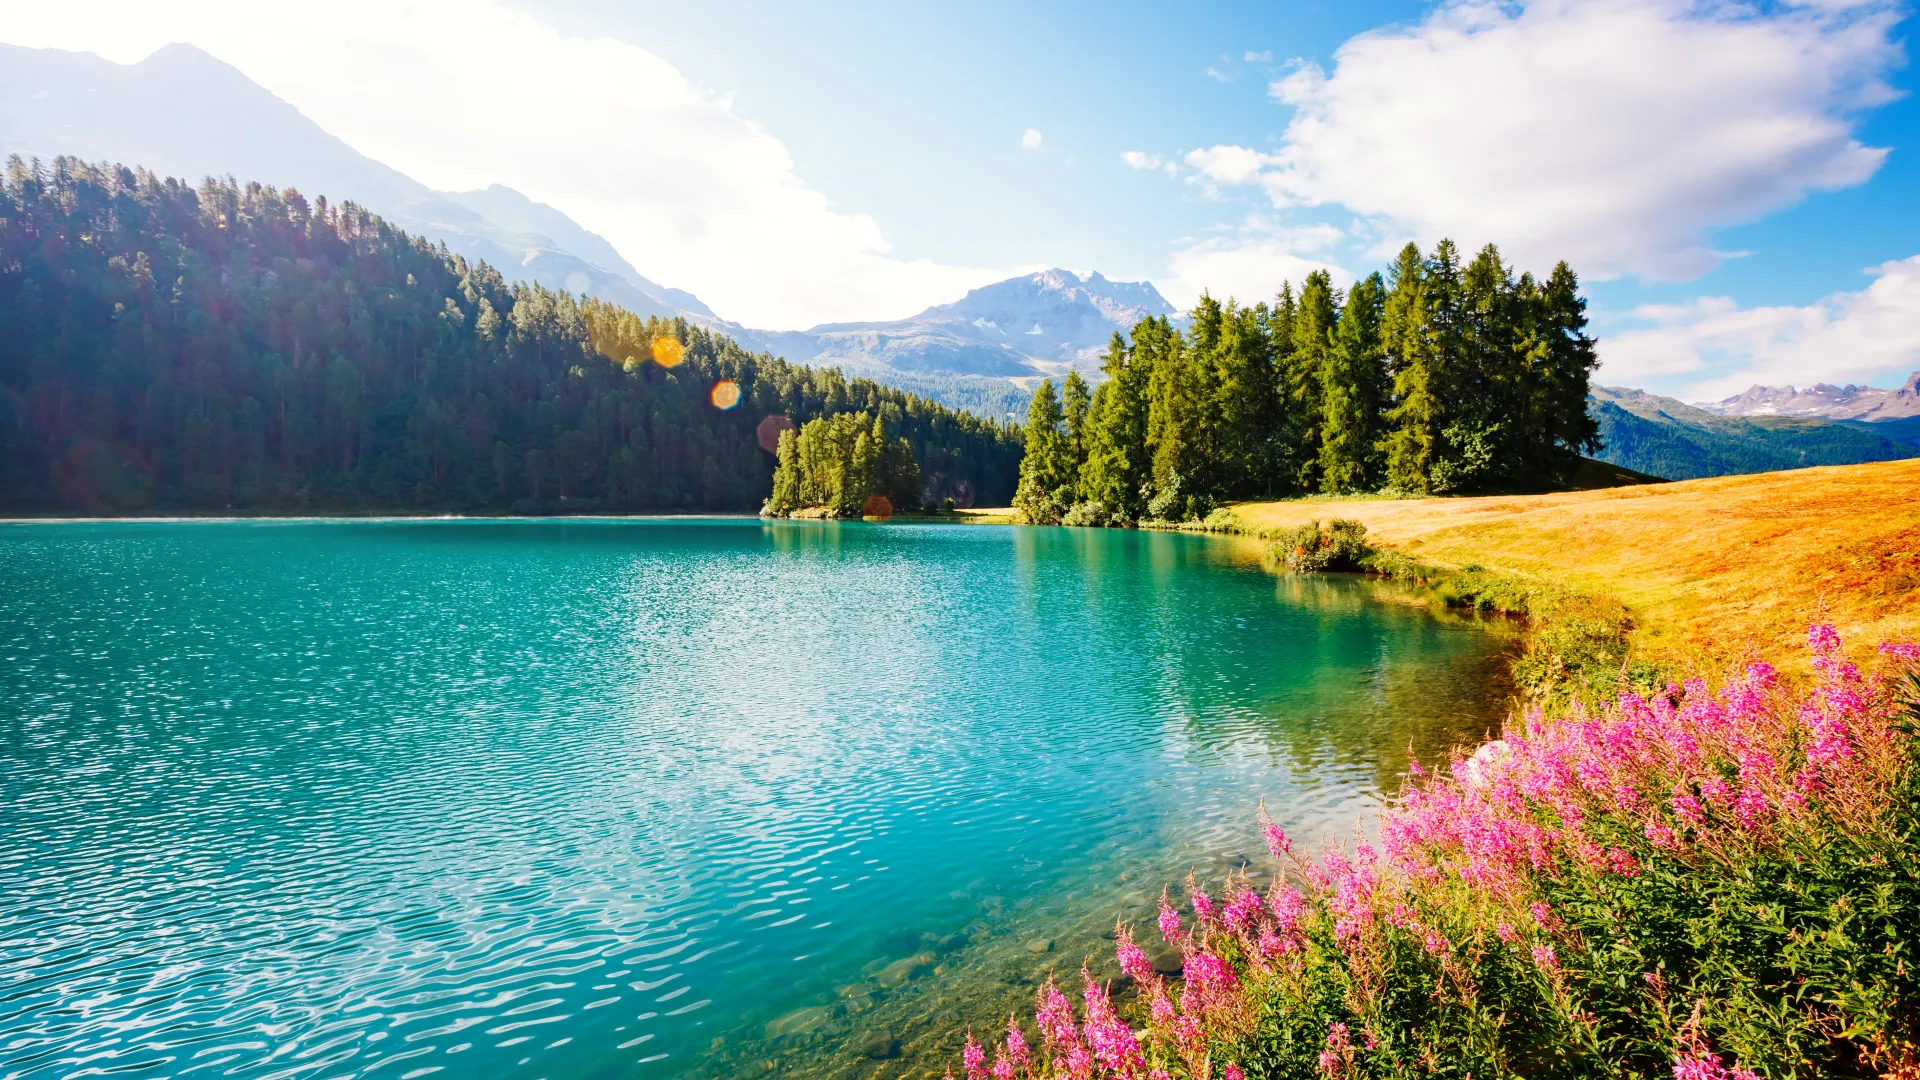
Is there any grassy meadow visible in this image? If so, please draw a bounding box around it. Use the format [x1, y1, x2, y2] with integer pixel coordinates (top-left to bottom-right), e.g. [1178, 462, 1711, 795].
[1220, 459, 1920, 672]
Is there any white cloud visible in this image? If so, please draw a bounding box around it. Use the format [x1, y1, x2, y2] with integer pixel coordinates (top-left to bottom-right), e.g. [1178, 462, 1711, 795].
[1162, 218, 1352, 309]
[1, 1, 1023, 329]
[1204, 66, 1232, 82]
[1259, 0, 1900, 281]
[1245, 50, 1273, 63]
[1022, 128, 1044, 151]
[1598, 255, 1920, 397]
[1184, 145, 1278, 187]
[1121, 150, 1165, 171]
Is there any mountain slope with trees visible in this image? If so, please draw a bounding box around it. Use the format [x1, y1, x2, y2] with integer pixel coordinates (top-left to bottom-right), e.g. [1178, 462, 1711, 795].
[1013, 240, 1601, 524]
[1589, 386, 1917, 480]
[0, 156, 1022, 514]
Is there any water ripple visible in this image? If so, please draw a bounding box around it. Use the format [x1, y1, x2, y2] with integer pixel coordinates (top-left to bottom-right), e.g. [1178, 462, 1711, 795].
[0, 520, 1513, 1079]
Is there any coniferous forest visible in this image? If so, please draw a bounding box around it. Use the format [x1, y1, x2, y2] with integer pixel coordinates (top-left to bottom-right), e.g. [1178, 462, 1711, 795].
[1014, 241, 1602, 525]
[0, 157, 1023, 514]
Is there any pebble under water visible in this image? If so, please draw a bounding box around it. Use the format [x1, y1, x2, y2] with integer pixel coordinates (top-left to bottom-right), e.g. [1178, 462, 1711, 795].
[0, 519, 1517, 1080]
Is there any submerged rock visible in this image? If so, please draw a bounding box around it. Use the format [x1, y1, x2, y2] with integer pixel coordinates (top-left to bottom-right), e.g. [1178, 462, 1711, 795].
[874, 952, 936, 988]
[854, 1028, 899, 1059]
[765, 1004, 836, 1039]
[1023, 938, 1053, 954]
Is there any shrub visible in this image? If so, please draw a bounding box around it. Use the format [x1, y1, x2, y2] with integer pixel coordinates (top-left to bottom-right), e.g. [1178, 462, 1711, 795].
[1015, 478, 1070, 525]
[956, 630, 1920, 1080]
[1062, 501, 1115, 528]
[1272, 520, 1373, 573]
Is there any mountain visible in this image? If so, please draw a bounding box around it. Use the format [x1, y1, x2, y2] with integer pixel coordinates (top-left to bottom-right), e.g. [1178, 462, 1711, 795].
[0, 161, 1024, 512]
[0, 42, 716, 325]
[1589, 386, 1918, 480]
[1697, 372, 1920, 421]
[0, 42, 1175, 409]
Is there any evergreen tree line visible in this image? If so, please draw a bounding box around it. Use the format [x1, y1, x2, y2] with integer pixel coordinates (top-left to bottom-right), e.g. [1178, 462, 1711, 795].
[0, 157, 1023, 514]
[1014, 240, 1601, 525]
[763, 412, 921, 517]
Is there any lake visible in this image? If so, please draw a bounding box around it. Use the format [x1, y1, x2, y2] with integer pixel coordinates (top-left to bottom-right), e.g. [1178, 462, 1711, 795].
[0, 520, 1515, 1080]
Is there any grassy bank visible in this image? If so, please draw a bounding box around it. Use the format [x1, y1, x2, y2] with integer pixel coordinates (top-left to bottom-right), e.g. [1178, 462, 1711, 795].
[1220, 459, 1920, 678]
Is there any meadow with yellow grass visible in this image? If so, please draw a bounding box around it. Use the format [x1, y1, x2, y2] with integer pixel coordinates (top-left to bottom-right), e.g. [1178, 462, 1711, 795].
[1223, 459, 1920, 676]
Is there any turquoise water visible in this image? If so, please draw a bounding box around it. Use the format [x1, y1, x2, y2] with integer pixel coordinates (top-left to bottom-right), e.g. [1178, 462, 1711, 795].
[0, 520, 1514, 1080]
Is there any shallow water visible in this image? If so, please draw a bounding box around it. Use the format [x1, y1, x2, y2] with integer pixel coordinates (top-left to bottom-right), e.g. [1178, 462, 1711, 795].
[0, 519, 1515, 1080]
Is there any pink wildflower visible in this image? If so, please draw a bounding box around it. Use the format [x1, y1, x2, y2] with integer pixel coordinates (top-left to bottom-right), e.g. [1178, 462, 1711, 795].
[1223, 1066, 1246, 1080]
[963, 1031, 987, 1080]
[1673, 1054, 1726, 1080]
[1877, 641, 1919, 662]
[1608, 847, 1640, 876]
[1270, 883, 1306, 931]
[1081, 975, 1144, 1073]
[1115, 929, 1152, 982]
[1035, 982, 1076, 1048]
[1422, 928, 1450, 956]
[1645, 820, 1676, 848]
[1496, 922, 1518, 945]
[1319, 1022, 1351, 1076]
[1808, 623, 1841, 656]
[1003, 1016, 1029, 1070]
[991, 1056, 1013, 1080]
[1184, 948, 1237, 996]
[1190, 887, 1215, 923]
[1259, 805, 1292, 857]
[1532, 943, 1559, 972]
[1529, 901, 1560, 930]
[1670, 790, 1706, 827]
[1157, 890, 1183, 943]
[1223, 886, 1262, 933]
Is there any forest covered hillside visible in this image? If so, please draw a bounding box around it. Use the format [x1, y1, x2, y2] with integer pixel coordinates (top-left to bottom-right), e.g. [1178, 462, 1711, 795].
[1589, 385, 1917, 480]
[0, 157, 1023, 514]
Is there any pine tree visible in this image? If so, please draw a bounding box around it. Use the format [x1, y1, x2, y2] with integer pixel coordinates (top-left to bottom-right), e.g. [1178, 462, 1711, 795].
[1078, 332, 1150, 515]
[1318, 272, 1388, 492]
[1013, 379, 1074, 522]
[1287, 271, 1340, 491]
[1062, 369, 1092, 475]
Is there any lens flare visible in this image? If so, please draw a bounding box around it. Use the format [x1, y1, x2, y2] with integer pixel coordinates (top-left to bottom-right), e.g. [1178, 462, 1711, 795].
[709, 380, 741, 410]
[651, 337, 684, 367]
[756, 414, 795, 454]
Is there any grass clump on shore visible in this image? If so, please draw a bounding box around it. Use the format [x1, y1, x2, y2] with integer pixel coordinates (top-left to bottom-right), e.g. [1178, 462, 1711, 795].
[956, 630, 1920, 1080]
[1265, 521, 1645, 704]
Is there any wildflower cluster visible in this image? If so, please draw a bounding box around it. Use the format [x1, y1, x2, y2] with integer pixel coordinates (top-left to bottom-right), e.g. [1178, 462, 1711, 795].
[958, 628, 1920, 1079]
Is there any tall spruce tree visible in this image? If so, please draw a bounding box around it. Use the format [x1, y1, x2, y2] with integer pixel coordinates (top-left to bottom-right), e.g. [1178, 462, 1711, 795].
[1287, 271, 1340, 491]
[1318, 272, 1388, 492]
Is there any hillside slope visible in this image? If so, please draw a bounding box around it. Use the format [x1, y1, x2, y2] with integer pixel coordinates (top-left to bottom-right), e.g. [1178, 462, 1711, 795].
[0, 42, 718, 325]
[1589, 385, 1917, 479]
[1228, 459, 1920, 667]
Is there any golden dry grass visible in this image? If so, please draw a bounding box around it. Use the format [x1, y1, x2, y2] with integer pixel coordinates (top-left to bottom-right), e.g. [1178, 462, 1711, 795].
[1227, 459, 1920, 669]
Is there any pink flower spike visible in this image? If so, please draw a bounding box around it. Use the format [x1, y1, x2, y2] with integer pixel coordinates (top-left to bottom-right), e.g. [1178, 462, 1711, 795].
[1224, 1066, 1246, 1080]
[1259, 804, 1292, 857]
[1157, 890, 1183, 943]
[962, 1031, 987, 1080]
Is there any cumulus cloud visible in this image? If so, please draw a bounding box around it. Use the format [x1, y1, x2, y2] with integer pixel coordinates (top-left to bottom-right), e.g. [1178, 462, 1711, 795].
[1258, 0, 1899, 281]
[1121, 151, 1164, 171]
[2, 0, 1023, 329]
[1162, 218, 1351, 309]
[1022, 128, 1044, 151]
[1599, 255, 1920, 397]
[1184, 145, 1279, 187]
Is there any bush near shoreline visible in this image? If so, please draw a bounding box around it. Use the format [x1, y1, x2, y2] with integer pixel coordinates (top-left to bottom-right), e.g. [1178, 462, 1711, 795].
[956, 630, 1920, 1080]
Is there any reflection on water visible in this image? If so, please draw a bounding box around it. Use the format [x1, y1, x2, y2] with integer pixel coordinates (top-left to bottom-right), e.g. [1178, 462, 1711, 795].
[0, 520, 1515, 1080]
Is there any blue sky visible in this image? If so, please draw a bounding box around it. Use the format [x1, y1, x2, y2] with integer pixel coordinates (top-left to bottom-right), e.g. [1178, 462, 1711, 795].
[9, 0, 1919, 400]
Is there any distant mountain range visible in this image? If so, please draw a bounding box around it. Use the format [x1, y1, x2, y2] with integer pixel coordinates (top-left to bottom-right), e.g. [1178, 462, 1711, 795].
[0, 41, 1167, 402]
[10, 40, 1917, 485]
[1590, 386, 1918, 481]
[1697, 373, 1920, 422]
